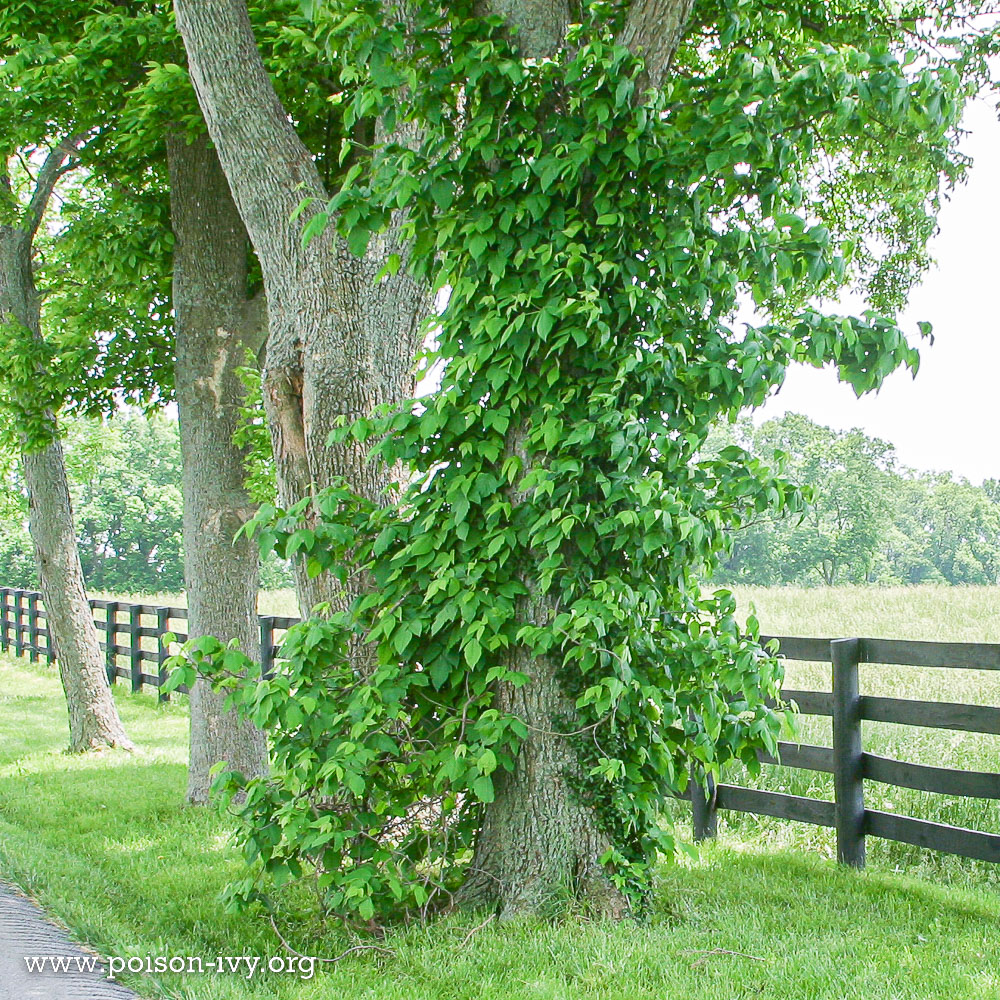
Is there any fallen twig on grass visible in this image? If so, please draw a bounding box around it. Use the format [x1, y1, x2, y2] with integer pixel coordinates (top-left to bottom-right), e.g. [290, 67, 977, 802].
[458, 912, 495, 948]
[269, 915, 395, 964]
[683, 947, 767, 968]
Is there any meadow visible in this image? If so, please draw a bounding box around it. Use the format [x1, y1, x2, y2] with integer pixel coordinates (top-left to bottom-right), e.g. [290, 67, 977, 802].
[2, 584, 1000, 998]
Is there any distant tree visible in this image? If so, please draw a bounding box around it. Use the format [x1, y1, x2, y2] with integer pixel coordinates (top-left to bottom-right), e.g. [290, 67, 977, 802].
[712, 414, 1000, 587]
[67, 414, 185, 593]
[891, 474, 1000, 584]
[713, 414, 896, 585]
[0, 411, 293, 594]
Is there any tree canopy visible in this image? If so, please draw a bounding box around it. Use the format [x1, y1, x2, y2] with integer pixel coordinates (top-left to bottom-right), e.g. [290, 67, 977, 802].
[711, 413, 1000, 586]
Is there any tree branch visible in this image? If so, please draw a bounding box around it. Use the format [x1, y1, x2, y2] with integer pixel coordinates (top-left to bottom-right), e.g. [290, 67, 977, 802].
[22, 138, 83, 243]
[618, 0, 696, 92]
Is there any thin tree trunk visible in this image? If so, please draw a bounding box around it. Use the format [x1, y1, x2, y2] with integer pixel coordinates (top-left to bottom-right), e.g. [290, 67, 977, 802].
[174, 0, 430, 618]
[20, 440, 133, 751]
[166, 132, 268, 804]
[0, 153, 133, 752]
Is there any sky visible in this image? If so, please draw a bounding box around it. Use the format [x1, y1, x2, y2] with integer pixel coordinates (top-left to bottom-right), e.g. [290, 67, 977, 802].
[755, 96, 1000, 485]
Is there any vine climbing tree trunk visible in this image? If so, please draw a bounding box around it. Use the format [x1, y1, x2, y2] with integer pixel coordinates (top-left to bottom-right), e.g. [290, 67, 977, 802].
[167, 131, 268, 804]
[455, 0, 697, 918]
[174, 0, 431, 619]
[0, 146, 133, 752]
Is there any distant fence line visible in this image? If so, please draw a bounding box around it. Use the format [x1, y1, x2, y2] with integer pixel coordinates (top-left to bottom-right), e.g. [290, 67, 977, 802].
[0, 588, 300, 701]
[3, 587, 1000, 870]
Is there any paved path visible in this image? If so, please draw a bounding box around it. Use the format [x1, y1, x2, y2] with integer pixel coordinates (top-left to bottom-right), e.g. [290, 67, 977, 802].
[0, 882, 138, 999]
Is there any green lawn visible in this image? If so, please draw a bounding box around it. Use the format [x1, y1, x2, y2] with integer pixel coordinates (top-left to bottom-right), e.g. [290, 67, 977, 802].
[3, 587, 1000, 998]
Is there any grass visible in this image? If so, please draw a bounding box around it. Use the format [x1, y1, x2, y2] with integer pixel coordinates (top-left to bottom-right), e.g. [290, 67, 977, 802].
[88, 589, 301, 618]
[4, 586, 1000, 998]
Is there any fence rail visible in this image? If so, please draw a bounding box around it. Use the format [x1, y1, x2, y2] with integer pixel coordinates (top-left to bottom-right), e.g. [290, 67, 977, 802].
[4, 588, 999, 869]
[691, 633, 1000, 868]
[0, 588, 299, 700]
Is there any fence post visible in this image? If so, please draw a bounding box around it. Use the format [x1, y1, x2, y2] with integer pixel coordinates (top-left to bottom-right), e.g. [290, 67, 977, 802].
[832, 637, 865, 868]
[156, 607, 170, 703]
[27, 593, 39, 663]
[13, 590, 24, 659]
[129, 605, 143, 693]
[105, 601, 120, 685]
[260, 616, 275, 679]
[691, 764, 718, 842]
[0, 589, 9, 652]
[43, 594, 55, 663]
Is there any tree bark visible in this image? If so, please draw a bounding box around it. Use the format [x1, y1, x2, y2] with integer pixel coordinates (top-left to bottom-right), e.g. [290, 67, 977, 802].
[0, 149, 133, 752]
[455, 0, 696, 918]
[174, 0, 430, 617]
[166, 131, 268, 805]
[456, 595, 628, 920]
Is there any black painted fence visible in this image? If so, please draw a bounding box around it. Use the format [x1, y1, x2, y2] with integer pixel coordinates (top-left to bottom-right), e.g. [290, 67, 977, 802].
[0, 588, 299, 701]
[690, 634, 1000, 869]
[4, 586, 999, 868]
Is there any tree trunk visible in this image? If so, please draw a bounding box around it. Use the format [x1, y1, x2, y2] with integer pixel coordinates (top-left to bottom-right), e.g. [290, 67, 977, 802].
[20, 441, 134, 751]
[455, 0, 696, 917]
[174, 0, 430, 617]
[456, 599, 628, 920]
[0, 191, 133, 752]
[166, 132, 268, 804]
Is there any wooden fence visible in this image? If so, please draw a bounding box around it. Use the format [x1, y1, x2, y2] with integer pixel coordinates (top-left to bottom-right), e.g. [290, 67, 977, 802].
[690, 634, 1000, 868]
[0, 588, 299, 700]
[4, 587, 999, 868]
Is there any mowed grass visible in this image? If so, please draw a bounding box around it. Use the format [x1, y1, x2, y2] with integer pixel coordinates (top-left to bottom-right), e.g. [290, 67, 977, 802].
[3, 586, 1000, 998]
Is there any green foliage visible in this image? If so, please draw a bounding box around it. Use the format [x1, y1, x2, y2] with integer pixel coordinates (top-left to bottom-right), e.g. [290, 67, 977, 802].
[0, 411, 292, 593]
[0, 0, 347, 446]
[182, 0, 990, 923]
[234, 360, 280, 507]
[711, 413, 1000, 587]
[0, 412, 183, 592]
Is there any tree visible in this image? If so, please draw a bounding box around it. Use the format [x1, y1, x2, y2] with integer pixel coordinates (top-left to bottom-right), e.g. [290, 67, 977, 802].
[0, 409, 294, 593]
[890, 473, 1000, 584]
[174, 0, 433, 620]
[166, 131, 270, 802]
[66, 414, 184, 592]
[176, 0, 992, 921]
[3, 0, 323, 788]
[0, 143, 135, 750]
[709, 414, 1000, 587]
[712, 414, 896, 585]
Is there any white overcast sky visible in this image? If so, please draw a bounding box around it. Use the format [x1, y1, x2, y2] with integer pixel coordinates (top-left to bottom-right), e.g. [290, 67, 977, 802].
[755, 94, 1000, 485]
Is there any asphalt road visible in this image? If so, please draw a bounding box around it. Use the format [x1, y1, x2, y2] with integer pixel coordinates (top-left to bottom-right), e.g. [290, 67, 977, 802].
[0, 882, 138, 1000]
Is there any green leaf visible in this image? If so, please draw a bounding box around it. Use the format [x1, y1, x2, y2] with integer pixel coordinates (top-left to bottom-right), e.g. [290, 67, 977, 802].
[471, 775, 495, 803]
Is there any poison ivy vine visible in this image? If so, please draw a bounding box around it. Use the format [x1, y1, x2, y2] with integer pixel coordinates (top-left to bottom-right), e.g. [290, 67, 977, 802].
[174, 1, 990, 923]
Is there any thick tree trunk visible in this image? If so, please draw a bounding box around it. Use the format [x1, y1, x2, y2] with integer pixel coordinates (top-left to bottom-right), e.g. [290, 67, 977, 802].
[0, 187, 133, 752]
[166, 132, 268, 804]
[456, 598, 628, 919]
[456, 0, 696, 917]
[174, 0, 430, 617]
